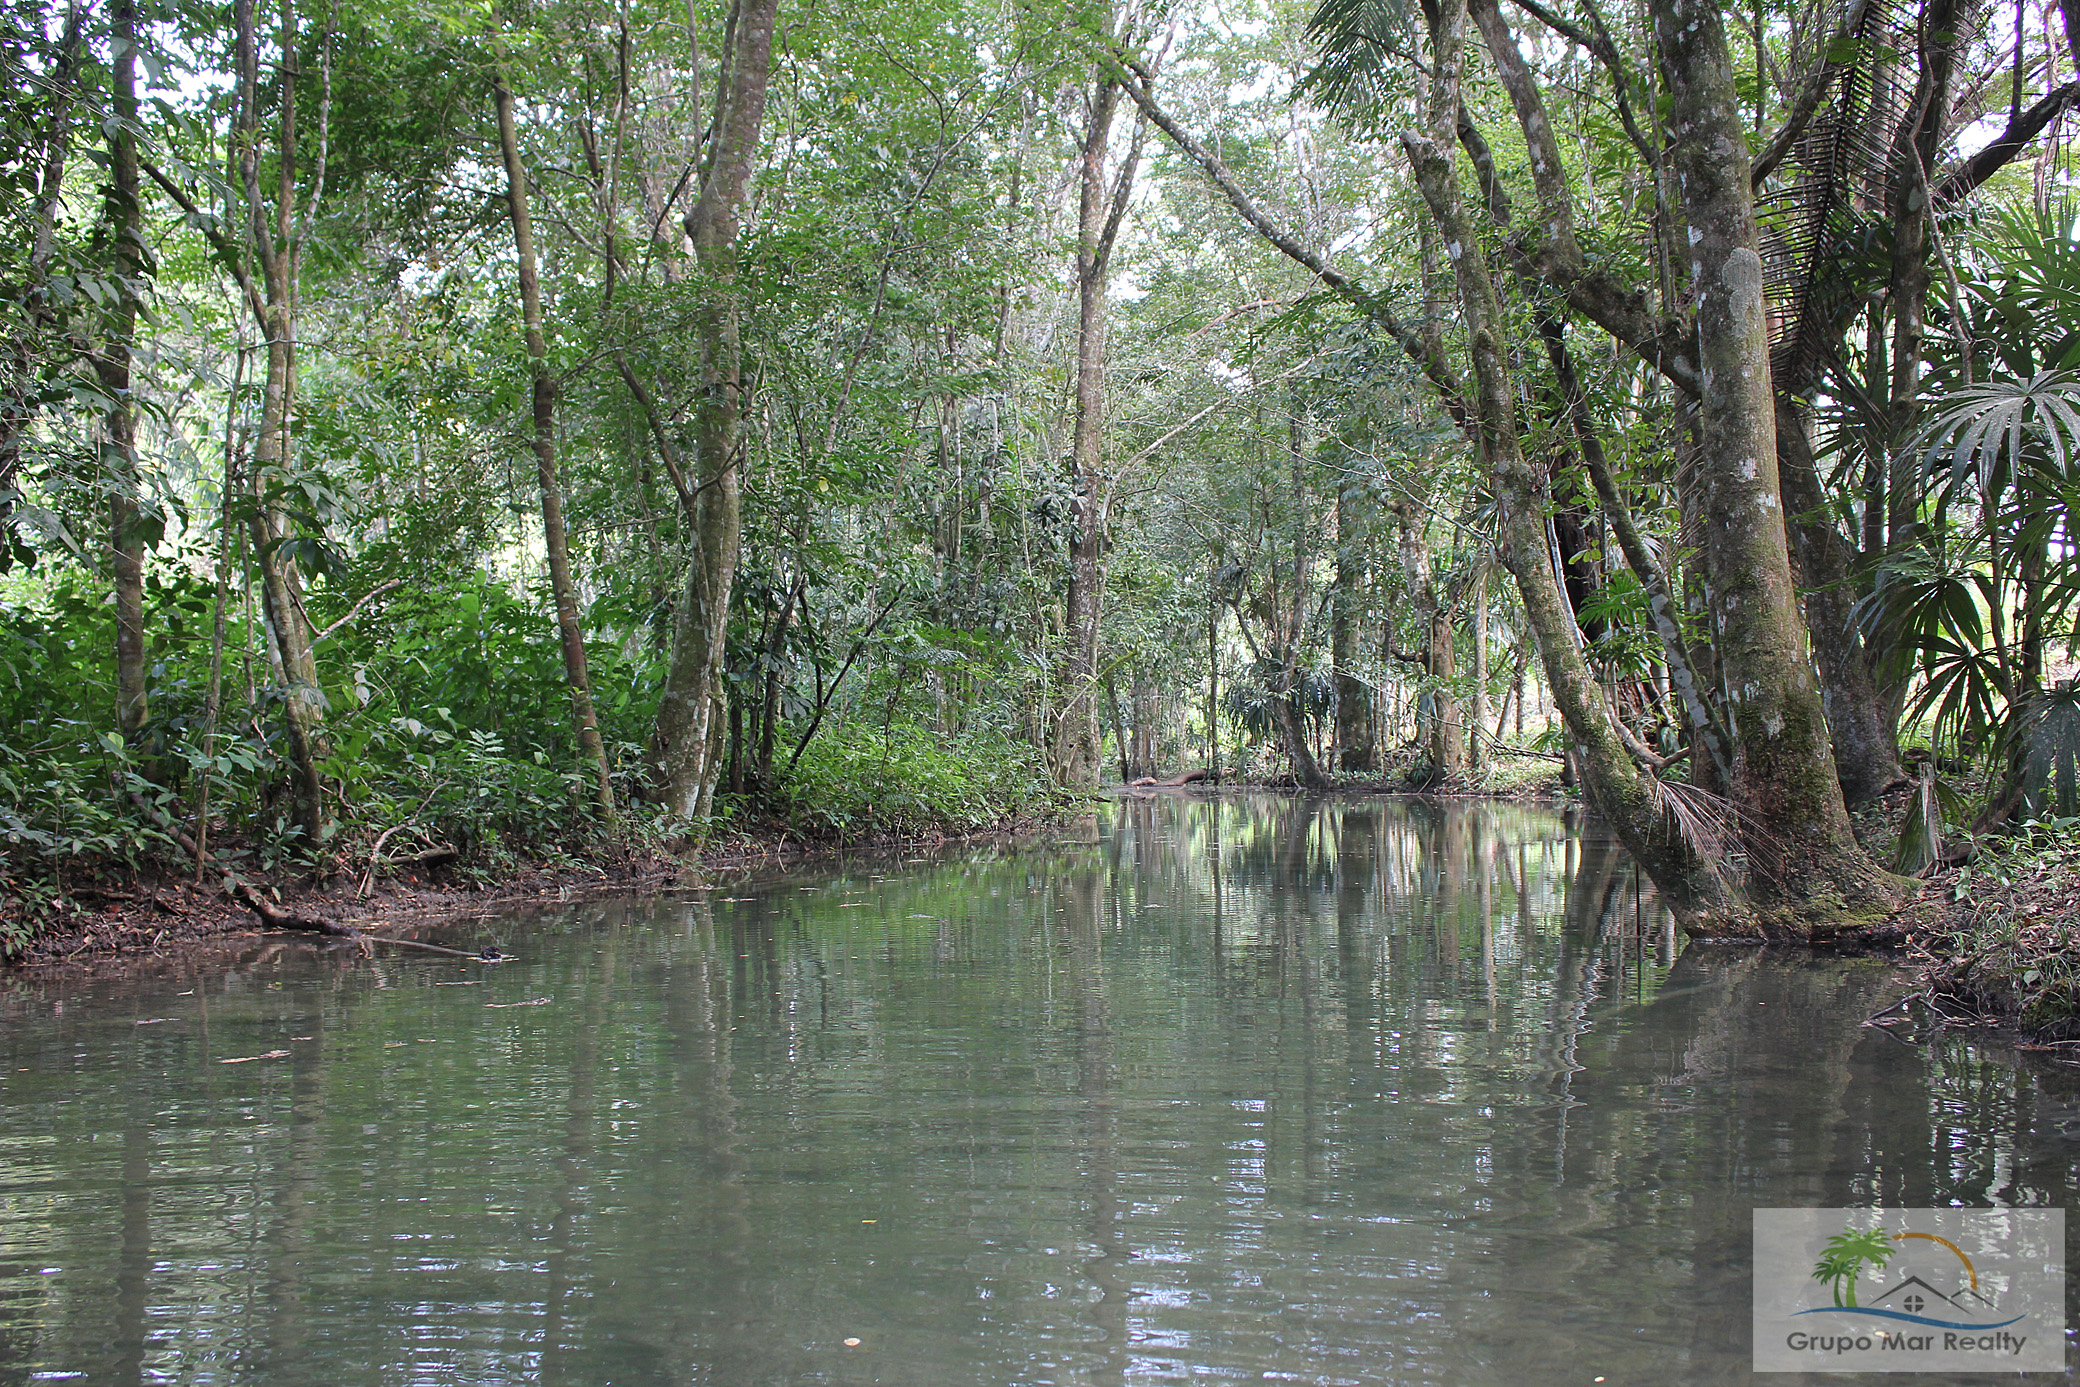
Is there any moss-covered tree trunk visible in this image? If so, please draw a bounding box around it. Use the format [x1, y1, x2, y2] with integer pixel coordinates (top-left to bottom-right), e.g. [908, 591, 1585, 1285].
[1650, 0, 1901, 934]
[1404, 0, 1726, 921]
[1053, 73, 1137, 789]
[96, 0, 148, 744]
[238, 0, 328, 850]
[1776, 398, 1903, 803]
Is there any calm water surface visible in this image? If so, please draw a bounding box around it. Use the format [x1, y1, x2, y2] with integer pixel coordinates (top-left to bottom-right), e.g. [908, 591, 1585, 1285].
[1, 794, 2076, 1385]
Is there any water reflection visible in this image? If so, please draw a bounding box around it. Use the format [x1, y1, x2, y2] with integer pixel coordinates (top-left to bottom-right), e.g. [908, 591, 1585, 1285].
[0, 793, 2072, 1385]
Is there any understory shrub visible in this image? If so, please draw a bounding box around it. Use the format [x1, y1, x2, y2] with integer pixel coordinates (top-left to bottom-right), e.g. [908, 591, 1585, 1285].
[764, 722, 1065, 838]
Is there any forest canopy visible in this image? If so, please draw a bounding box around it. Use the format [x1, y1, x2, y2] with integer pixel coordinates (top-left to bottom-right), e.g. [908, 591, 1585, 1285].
[4, 0, 2079, 945]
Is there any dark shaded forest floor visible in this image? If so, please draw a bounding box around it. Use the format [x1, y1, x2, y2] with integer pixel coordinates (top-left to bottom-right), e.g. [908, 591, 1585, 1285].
[4, 761, 1579, 976]
[8, 856, 685, 973]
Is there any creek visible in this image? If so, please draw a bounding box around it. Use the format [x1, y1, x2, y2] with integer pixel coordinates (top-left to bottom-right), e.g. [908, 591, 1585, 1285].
[1, 794, 2074, 1385]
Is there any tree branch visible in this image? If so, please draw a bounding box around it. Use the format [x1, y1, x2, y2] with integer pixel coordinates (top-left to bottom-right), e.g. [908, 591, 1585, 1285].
[312, 578, 403, 645]
[615, 353, 700, 515]
[1615, 719, 1691, 770]
[1461, 0, 1701, 396]
[1511, 0, 1657, 166]
[782, 587, 906, 778]
[139, 157, 268, 322]
[1933, 80, 2080, 206]
[1104, 54, 1475, 434]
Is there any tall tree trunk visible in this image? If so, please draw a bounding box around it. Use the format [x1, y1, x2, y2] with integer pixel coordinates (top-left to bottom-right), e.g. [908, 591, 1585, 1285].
[196, 343, 246, 875]
[1551, 504, 1604, 640]
[96, 0, 148, 743]
[1130, 672, 1156, 778]
[1651, 0, 1899, 929]
[1206, 582, 1221, 774]
[1395, 498, 1462, 783]
[1105, 673, 1130, 782]
[1275, 690, 1326, 788]
[1846, 0, 1969, 782]
[1470, 569, 1487, 772]
[1426, 602, 1460, 778]
[494, 66, 616, 822]
[1775, 397, 1904, 803]
[1529, 309, 1731, 781]
[1332, 479, 1375, 770]
[1884, 0, 1965, 454]
[239, 0, 329, 849]
[1053, 70, 1142, 788]
[1275, 387, 1329, 789]
[649, 0, 781, 822]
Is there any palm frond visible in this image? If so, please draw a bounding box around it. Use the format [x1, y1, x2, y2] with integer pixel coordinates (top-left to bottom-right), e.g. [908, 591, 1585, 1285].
[1915, 369, 2080, 504]
[1301, 0, 1415, 121]
[2020, 684, 2080, 819]
[1655, 775, 1732, 856]
[1650, 776, 1781, 899]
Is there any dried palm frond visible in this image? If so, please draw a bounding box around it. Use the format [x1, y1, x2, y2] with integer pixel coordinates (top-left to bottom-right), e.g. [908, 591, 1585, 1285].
[1652, 776, 1744, 896]
[1756, 0, 1919, 391]
[1892, 762, 1944, 875]
[1655, 774, 1735, 857]
[1650, 773, 1812, 900]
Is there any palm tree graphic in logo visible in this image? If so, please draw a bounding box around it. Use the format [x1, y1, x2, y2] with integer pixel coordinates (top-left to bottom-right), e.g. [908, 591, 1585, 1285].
[1813, 1225, 1896, 1307]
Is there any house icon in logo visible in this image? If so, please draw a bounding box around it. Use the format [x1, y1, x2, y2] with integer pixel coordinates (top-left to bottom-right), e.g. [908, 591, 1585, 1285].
[1865, 1274, 1998, 1318]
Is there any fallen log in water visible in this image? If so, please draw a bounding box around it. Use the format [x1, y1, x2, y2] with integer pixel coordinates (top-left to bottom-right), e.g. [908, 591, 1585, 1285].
[1127, 769, 1210, 788]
